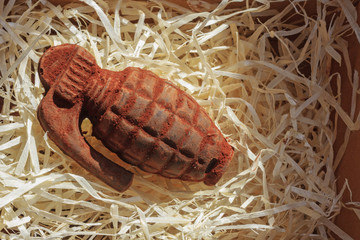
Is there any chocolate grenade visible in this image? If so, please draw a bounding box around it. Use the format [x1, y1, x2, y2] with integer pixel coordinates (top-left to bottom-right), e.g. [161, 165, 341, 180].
[37, 44, 234, 192]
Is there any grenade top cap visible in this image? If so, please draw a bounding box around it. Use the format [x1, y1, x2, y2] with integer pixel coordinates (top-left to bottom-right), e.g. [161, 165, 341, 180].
[38, 44, 96, 92]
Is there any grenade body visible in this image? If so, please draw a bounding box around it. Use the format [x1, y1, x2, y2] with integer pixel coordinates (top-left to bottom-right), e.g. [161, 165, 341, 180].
[37, 44, 234, 191]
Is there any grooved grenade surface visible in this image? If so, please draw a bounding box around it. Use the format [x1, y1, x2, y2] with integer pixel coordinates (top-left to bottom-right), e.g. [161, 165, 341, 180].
[37, 44, 234, 192]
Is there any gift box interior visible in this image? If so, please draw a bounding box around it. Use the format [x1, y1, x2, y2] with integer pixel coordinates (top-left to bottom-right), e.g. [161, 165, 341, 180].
[1, 0, 360, 239]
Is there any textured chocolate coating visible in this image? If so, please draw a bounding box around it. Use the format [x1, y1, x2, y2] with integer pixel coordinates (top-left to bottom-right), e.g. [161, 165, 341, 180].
[37, 44, 234, 192]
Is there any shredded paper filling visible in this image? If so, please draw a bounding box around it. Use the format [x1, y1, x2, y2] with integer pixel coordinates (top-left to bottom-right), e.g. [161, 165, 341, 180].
[0, 0, 359, 239]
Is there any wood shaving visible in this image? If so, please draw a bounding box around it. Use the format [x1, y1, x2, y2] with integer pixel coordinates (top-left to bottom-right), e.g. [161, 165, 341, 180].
[0, 0, 358, 239]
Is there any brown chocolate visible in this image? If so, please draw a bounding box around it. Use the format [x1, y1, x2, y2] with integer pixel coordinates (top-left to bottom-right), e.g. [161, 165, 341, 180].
[37, 44, 234, 192]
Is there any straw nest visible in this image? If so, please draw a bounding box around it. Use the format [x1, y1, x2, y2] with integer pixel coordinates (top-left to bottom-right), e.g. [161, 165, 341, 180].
[0, 0, 359, 239]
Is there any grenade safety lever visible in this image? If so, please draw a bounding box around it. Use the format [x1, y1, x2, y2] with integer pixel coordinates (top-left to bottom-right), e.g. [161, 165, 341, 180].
[37, 88, 133, 192]
[38, 44, 234, 192]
